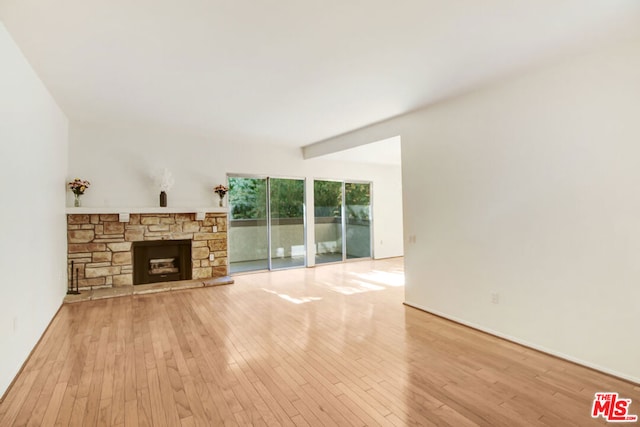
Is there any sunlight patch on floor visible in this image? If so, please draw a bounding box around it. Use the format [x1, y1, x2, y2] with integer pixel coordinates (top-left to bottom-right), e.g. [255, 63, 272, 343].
[261, 288, 322, 304]
[313, 279, 386, 295]
[350, 270, 405, 287]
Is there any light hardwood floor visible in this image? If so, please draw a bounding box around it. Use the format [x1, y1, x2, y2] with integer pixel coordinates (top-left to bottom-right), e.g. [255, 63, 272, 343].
[1, 258, 638, 426]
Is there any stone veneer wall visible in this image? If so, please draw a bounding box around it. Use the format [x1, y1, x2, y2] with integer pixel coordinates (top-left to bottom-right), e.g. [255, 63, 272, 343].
[67, 213, 227, 288]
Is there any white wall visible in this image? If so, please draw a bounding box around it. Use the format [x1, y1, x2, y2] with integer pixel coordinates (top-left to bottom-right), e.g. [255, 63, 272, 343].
[0, 23, 69, 396]
[315, 37, 640, 382]
[68, 124, 404, 261]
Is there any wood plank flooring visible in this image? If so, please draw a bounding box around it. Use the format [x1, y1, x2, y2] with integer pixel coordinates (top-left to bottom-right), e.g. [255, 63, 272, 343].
[1, 258, 638, 426]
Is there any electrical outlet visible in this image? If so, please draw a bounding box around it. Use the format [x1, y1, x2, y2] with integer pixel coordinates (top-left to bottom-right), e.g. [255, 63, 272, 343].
[209, 254, 215, 261]
[212, 225, 218, 232]
[491, 293, 499, 304]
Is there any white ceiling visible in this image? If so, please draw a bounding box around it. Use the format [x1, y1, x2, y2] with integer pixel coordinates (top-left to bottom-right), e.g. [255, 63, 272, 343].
[1, 1, 640, 152]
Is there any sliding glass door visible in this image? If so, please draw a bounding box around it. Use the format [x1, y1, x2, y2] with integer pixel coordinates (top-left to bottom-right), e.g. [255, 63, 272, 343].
[314, 180, 372, 264]
[228, 177, 268, 273]
[228, 176, 370, 271]
[229, 175, 305, 273]
[345, 182, 372, 259]
[270, 178, 305, 269]
[314, 180, 343, 264]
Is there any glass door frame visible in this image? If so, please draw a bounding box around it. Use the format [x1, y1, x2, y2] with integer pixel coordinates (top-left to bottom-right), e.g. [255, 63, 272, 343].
[313, 178, 345, 265]
[228, 173, 307, 272]
[345, 180, 374, 261]
[313, 178, 373, 264]
[268, 175, 307, 271]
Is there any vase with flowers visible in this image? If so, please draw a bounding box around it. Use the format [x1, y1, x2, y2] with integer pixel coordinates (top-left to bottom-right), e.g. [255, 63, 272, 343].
[154, 168, 175, 207]
[68, 178, 91, 207]
[214, 184, 228, 207]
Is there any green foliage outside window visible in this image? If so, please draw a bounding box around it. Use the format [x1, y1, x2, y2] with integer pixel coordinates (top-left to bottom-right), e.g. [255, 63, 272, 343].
[229, 177, 304, 220]
[345, 183, 371, 221]
[229, 177, 370, 220]
[314, 180, 342, 217]
[270, 179, 304, 218]
[228, 177, 267, 220]
[313, 180, 370, 220]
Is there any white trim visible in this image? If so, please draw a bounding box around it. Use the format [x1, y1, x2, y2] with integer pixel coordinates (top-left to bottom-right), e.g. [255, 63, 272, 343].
[66, 207, 227, 215]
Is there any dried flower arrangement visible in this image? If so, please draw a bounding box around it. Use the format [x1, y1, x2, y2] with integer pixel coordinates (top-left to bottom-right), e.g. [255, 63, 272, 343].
[68, 178, 91, 195]
[155, 168, 175, 192]
[68, 178, 91, 207]
[214, 184, 228, 207]
[214, 184, 228, 197]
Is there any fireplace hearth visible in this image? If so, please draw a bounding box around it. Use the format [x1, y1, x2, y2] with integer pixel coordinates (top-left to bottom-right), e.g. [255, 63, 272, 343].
[133, 239, 192, 285]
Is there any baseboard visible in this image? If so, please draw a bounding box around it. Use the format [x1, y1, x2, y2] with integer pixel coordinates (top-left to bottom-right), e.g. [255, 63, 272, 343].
[403, 301, 640, 386]
[0, 303, 64, 403]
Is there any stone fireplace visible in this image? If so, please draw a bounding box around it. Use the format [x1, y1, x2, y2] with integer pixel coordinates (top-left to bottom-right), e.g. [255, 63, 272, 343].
[67, 211, 228, 289]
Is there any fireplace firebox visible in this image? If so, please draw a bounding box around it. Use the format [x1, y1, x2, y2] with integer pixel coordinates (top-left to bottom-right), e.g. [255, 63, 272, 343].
[132, 239, 192, 285]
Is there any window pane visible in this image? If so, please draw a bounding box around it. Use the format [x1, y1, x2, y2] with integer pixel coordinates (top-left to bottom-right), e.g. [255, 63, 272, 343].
[270, 178, 305, 269]
[314, 180, 343, 264]
[228, 177, 268, 273]
[345, 182, 371, 259]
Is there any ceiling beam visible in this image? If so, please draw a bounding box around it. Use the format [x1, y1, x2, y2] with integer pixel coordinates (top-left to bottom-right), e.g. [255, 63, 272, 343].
[302, 114, 407, 160]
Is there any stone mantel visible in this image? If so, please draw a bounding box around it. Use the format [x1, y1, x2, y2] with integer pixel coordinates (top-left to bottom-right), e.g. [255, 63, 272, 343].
[66, 207, 227, 221]
[66, 206, 228, 214]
